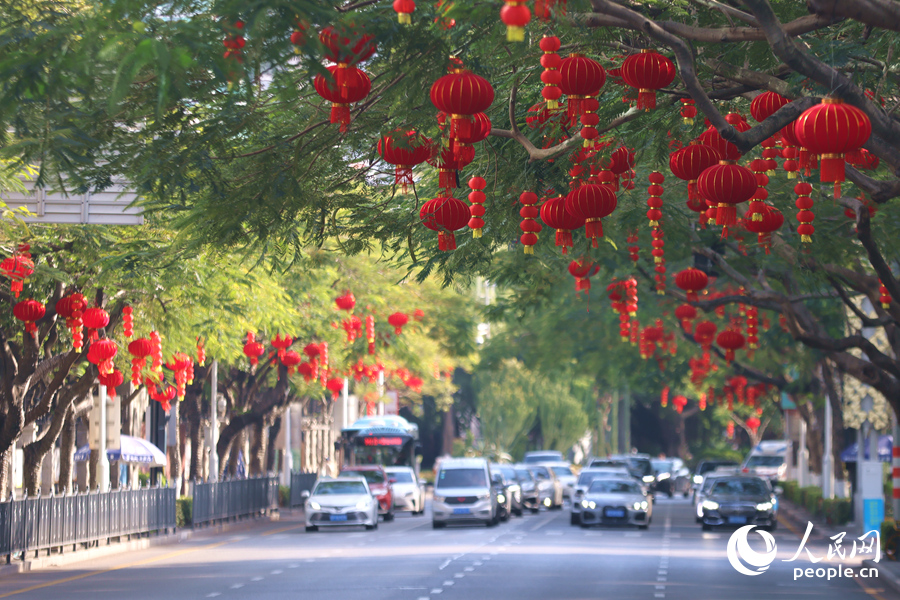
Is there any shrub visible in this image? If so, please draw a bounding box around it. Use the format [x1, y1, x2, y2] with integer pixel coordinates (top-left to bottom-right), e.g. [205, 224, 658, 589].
[821, 498, 852, 525]
[279, 485, 290, 507]
[800, 486, 823, 515]
[881, 519, 899, 556]
[782, 480, 800, 503]
[176, 497, 193, 528]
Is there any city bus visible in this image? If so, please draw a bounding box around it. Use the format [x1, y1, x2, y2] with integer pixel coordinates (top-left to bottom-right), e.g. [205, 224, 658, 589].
[339, 415, 420, 474]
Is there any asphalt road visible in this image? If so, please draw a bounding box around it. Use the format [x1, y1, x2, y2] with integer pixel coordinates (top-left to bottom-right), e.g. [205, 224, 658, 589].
[0, 497, 894, 600]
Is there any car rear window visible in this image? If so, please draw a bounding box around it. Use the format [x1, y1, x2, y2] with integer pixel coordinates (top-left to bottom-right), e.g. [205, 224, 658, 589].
[531, 466, 551, 478]
[314, 481, 367, 495]
[745, 455, 784, 468]
[588, 480, 641, 494]
[437, 468, 487, 488]
[341, 469, 385, 484]
[711, 479, 768, 496]
[389, 471, 414, 483]
[551, 465, 573, 477]
[514, 468, 534, 482]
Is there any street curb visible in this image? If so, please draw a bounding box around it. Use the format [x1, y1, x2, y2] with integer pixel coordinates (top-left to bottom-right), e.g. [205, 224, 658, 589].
[0, 511, 283, 577]
[864, 559, 900, 595]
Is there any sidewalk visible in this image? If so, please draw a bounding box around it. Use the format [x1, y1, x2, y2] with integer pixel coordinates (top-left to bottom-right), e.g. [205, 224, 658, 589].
[0, 508, 296, 579]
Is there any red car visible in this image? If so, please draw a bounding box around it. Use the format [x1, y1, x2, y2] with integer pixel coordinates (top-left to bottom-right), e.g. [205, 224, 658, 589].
[339, 466, 395, 521]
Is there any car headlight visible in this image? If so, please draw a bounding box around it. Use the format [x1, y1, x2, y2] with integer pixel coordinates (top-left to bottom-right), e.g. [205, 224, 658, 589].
[581, 499, 590, 508]
[702, 500, 719, 511]
[657, 472, 670, 480]
[756, 501, 773, 511]
[433, 495, 444, 503]
[497, 494, 506, 503]
[633, 500, 648, 510]
[693, 475, 703, 484]
[641, 500, 648, 510]
[643, 475, 655, 483]
[356, 499, 370, 509]
[633, 501, 642, 510]
[588, 501, 596, 509]
[308, 501, 321, 510]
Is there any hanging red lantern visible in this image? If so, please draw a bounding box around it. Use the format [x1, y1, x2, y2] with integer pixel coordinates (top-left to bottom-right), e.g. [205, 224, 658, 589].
[568, 259, 598, 294]
[430, 61, 495, 140]
[694, 321, 718, 350]
[271, 333, 293, 359]
[377, 130, 433, 194]
[289, 20, 307, 50]
[794, 181, 815, 243]
[795, 97, 872, 198]
[82, 307, 110, 342]
[196, 337, 206, 366]
[313, 65, 371, 133]
[335, 292, 356, 311]
[99, 369, 124, 399]
[1, 253, 34, 298]
[651, 228, 665, 265]
[149, 330, 163, 378]
[697, 115, 749, 163]
[675, 303, 697, 332]
[282, 350, 302, 374]
[388, 312, 409, 335]
[87, 338, 118, 375]
[620, 49, 675, 111]
[697, 161, 757, 234]
[558, 54, 606, 127]
[319, 25, 376, 65]
[519, 191, 541, 254]
[122, 305, 133, 339]
[680, 98, 696, 125]
[467, 176, 487, 237]
[745, 306, 759, 350]
[222, 20, 245, 77]
[746, 416, 761, 434]
[660, 386, 669, 407]
[13, 299, 45, 336]
[848, 147, 880, 171]
[393, 0, 415, 23]
[243, 337, 265, 366]
[626, 231, 639, 262]
[669, 142, 721, 203]
[540, 194, 583, 255]
[716, 330, 745, 363]
[152, 385, 177, 412]
[726, 421, 735, 439]
[646, 171, 664, 228]
[56, 292, 86, 351]
[880, 281, 892, 310]
[539, 36, 562, 109]
[366, 316, 375, 355]
[326, 377, 344, 400]
[421, 194, 470, 251]
[674, 268, 708, 302]
[672, 395, 688, 414]
[750, 91, 790, 123]
[534, 0, 565, 19]
[500, 0, 531, 42]
[579, 97, 601, 149]
[429, 146, 468, 190]
[448, 112, 490, 163]
[743, 204, 784, 254]
[565, 183, 617, 248]
[128, 337, 152, 386]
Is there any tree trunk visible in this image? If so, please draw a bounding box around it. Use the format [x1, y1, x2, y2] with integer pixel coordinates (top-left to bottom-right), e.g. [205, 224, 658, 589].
[266, 416, 282, 474]
[167, 400, 182, 486]
[441, 405, 454, 456]
[59, 410, 76, 494]
[189, 400, 204, 482]
[0, 446, 11, 499]
[227, 430, 244, 477]
[249, 421, 268, 476]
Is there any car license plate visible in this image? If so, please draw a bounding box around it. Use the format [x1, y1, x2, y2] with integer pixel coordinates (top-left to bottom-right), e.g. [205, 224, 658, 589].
[605, 509, 625, 518]
[728, 516, 747, 525]
[452, 507, 471, 515]
[330, 514, 348, 522]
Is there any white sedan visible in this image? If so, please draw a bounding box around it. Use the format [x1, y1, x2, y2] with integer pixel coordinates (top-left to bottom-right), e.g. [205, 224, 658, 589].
[384, 466, 426, 515]
[303, 477, 379, 531]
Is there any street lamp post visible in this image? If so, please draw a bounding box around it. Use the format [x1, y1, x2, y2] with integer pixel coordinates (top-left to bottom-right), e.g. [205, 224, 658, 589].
[208, 360, 219, 482]
[857, 394, 874, 533]
[97, 384, 110, 492]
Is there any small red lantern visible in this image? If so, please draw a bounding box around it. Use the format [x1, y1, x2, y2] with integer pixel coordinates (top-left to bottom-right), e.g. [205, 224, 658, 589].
[646, 171, 664, 228]
[1, 254, 34, 298]
[282, 350, 302, 374]
[726, 421, 735, 439]
[500, 0, 531, 42]
[122, 305, 133, 339]
[243, 338, 265, 366]
[675, 303, 697, 332]
[467, 176, 487, 237]
[795, 97, 872, 198]
[620, 49, 675, 111]
[377, 130, 432, 194]
[540, 194, 583, 255]
[750, 91, 790, 123]
[99, 369, 124, 399]
[128, 337, 152, 386]
[697, 161, 757, 233]
[565, 183, 617, 248]
[672, 395, 688, 414]
[568, 259, 598, 294]
[746, 416, 761, 434]
[313, 65, 371, 133]
[335, 293, 356, 311]
[319, 25, 376, 65]
[421, 194, 470, 251]
[365, 316, 375, 355]
[716, 330, 745, 363]
[674, 268, 708, 302]
[558, 54, 606, 127]
[660, 386, 669, 407]
[880, 281, 892, 310]
[680, 98, 696, 125]
[393, 0, 415, 23]
[272, 333, 293, 359]
[794, 181, 815, 243]
[430, 62, 495, 140]
[698, 117, 749, 163]
[82, 307, 110, 342]
[539, 36, 562, 109]
[87, 338, 118, 375]
[388, 312, 409, 335]
[534, 0, 565, 20]
[519, 191, 541, 254]
[669, 142, 721, 203]
[326, 376, 345, 400]
[13, 299, 45, 336]
[694, 321, 717, 350]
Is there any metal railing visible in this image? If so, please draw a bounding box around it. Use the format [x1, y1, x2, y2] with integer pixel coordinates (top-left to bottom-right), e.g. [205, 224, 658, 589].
[289, 472, 318, 507]
[0, 486, 176, 563]
[192, 476, 278, 527]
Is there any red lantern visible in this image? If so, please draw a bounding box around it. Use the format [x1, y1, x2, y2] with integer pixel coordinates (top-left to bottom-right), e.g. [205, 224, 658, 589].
[13, 299, 45, 336]
[388, 312, 409, 335]
[669, 142, 721, 203]
[430, 62, 494, 140]
[795, 97, 871, 198]
[420, 194, 470, 251]
[726, 421, 735, 439]
[558, 54, 606, 127]
[272, 333, 293, 359]
[87, 338, 118, 375]
[335, 292, 356, 311]
[675, 303, 697, 332]
[99, 369, 124, 399]
[750, 91, 790, 123]
[672, 395, 688, 414]
[539, 36, 562, 109]
[534, 0, 566, 20]
[1, 254, 34, 298]
[794, 181, 815, 243]
[313, 65, 371, 133]
[698, 116, 749, 162]
[282, 350, 302, 374]
[56, 292, 86, 350]
[540, 194, 583, 254]
[82, 307, 110, 342]
[500, 0, 531, 42]
[326, 376, 345, 400]
[674, 268, 708, 302]
[128, 337, 152, 386]
[122, 305, 133, 339]
[694, 321, 717, 350]
[319, 26, 376, 65]
[467, 176, 487, 237]
[620, 49, 675, 111]
[565, 183, 617, 248]
[377, 131, 432, 194]
[680, 98, 696, 125]
[746, 306, 759, 350]
[661, 386, 669, 407]
[880, 281, 892, 310]
[717, 330, 745, 363]
[746, 416, 761, 434]
[743, 204, 784, 254]
[519, 191, 541, 254]
[568, 259, 598, 294]
[243, 339, 265, 366]
[579, 97, 600, 149]
[365, 317, 375, 355]
[393, 0, 415, 23]
[697, 161, 757, 233]
[646, 171, 664, 228]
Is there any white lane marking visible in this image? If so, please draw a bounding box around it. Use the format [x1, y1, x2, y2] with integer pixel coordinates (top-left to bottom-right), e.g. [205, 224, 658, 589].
[655, 585, 665, 590]
[417, 597, 430, 600]
[271, 570, 283, 575]
[654, 594, 665, 598]
[305, 559, 316, 563]
[545, 531, 563, 536]
[206, 594, 221, 598]
[443, 581, 454, 586]
[658, 570, 668, 575]
[251, 577, 263, 582]
[464, 567, 474, 572]
[473, 561, 483, 566]
[231, 584, 244, 589]
[439, 560, 452, 570]
[431, 589, 443, 594]
[454, 573, 465, 578]
[624, 532, 642, 537]
[657, 577, 667, 582]
[288, 564, 299, 569]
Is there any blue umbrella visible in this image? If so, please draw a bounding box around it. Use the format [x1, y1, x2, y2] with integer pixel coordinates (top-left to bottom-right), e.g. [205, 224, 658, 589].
[840, 434, 892, 463]
[74, 434, 167, 466]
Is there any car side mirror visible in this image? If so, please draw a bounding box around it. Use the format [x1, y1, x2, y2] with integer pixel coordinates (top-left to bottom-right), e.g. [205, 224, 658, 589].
[389, 478, 397, 484]
[774, 486, 784, 495]
[300, 490, 310, 500]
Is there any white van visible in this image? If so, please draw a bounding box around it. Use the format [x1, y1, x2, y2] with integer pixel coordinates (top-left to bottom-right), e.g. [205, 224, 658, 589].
[742, 440, 789, 485]
[432, 458, 498, 528]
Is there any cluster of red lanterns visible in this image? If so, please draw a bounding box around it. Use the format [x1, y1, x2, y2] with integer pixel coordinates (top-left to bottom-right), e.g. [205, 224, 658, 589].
[1, 245, 34, 298]
[56, 292, 86, 350]
[312, 25, 376, 132]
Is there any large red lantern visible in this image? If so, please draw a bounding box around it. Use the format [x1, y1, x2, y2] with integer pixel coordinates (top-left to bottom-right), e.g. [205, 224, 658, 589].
[388, 312, 409, 335]
[87, 338, 118, 375]
[500, 1, 531, 42]
[696, 161, 757, 232]
[326, 377, 345, 401]
[674, 268, 708, 302]
[558, 54, 605, 126]
[420, 194, 470, 251]
[669, 142, 721, 202]
[750, 91, 789, 123]
[13, 299, 45, 336]
[82, 307, 110, 342]
[1, 254, 34, 298]
[717, 330, 745, 363]
[540, 195, 583, 254]
[393, 0, 415, 23]
[620, 49, 675, 110]
[795, 97, 872, 198]
[335, 292, 356, 311]
[430, 62, 494, 140]
[243, 339, 265, 366]
[313, 65, 371, 133]
[743, 204, 784, 254]
[565, 183, 617, 248]
[377, 130, 432, 193]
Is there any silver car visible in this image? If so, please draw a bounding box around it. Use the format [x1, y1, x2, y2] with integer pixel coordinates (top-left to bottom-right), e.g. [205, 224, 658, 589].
[571, 467, 632, 525]
[579, 477, 652, 529]
[384, 466, 425, 515]
[529, 464, 564, 510]
[303, 477, 379, 531]
[432, 458, 498, 528]
[544, 462, 577, 501]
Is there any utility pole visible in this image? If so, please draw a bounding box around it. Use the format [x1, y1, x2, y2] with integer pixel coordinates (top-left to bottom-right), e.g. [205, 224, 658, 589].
[97, 385, 110, 492]
[208, 360, 219, 482]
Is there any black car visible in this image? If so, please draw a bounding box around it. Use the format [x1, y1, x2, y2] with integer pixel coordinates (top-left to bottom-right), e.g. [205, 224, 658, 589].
[514, 465, 541, 513]
[490, 470, 514, 521]
[700, 476, 777, 531]
[691, 459, 740, 499]
[492, 464, 524, 517]
[651, 459, 676, 497]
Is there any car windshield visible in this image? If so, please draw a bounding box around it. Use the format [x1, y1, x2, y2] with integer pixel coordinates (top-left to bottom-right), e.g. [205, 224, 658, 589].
[530, 466, 551, 479]
[711, 479, 768, 496]
[745, 455, 784, 468]
[497, 466, 517, 481]
[578, 471, 625, 486]
[388, 471, 414, 483]
[437, 468, 487, 488]
[698, 461, 737, 475]
[589, 460, 626, 469]
[589, 480, 641, 494]
[524, 453, 562, 464]
[341, 469, 385, 484]
[652, 460, 674, 473]
[515, 468, 534, 482]
[314, 481, 367, 495]
[551, 465, 573, 477]
[627, 457, 653, 476]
